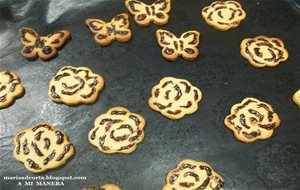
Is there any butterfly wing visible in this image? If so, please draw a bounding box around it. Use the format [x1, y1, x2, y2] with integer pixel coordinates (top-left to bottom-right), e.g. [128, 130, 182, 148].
[125, 0, 150, 26]
[111, 13, 132, 42]
[19, 27, 39, 59]
[152, 0, 171, 25]
[86, 18, 111, 46]
[156, 29, 179, 61]
[180, 31, 200, 60]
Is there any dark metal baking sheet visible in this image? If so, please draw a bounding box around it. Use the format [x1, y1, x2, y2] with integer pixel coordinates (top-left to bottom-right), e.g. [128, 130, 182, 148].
[1, 0, 300, 189]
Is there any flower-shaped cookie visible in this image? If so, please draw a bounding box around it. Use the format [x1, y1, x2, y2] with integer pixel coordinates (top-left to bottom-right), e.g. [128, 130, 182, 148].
[86, 13, 132, 46]
[224, 97, 281, 143]
[293, 89, 300, 109]
[0, 71, 24, 109]
[148, 77, 202, 119]
[162, 159, 224, 190]
[48, 66, 104, 105]
[88, 107, 145, 154]
[202, 1, 246, 31]
[240, 36, 289, 68]
[13, 122, 75, 173]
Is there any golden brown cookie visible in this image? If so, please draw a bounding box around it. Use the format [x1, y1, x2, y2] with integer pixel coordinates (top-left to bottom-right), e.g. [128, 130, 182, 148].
[19, 27, 70, 60]
[81, 184, 121, 190]
[162, 159, 224, 190]
[148, 77, 202, 120]
[88, 107, 145, 154]
[0, 71, 24, 109]
[293, 89, 300, 108]
[86, 13, 132, 46]
[48, 66, 104, 105]
[202, 1, 246, 31]
[224, 97, 281, 143]
[156, 29, 200, 61]
[13, 122, 75, 173]
[125, 0, 171, 26]
[240, 36, 289, 68]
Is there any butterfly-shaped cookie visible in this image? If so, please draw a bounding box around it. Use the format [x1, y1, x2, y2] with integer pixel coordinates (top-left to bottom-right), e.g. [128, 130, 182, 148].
[156, 29, 200, 61]
[125, 0, 171, 26]
[19, 27, 70, 60]
[86, 13, 132, 46]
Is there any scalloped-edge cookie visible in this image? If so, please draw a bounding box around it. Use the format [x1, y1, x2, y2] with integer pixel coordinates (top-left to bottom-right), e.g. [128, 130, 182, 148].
[148, 77, 202, 119]
[0, 71, 24, 109]
[162, 159, 224, 190]
[88, 107, 145, 154]
[48, 66, 104, 105]
[224, 97, 281, 143]
[202, 1, 246, 31]
[240, 36, 289, 68]
[293, 89, 300, 109]
[13, 122, 75, 173]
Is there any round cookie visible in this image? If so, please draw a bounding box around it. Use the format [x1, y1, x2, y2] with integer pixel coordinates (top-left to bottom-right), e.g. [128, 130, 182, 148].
[148, 77, 202, 119]
[224, 97, 281, 143]
[293, 89, 300, 109]
[0, 71, 24, 109]
[125, 0, 171, 26]
[86, 13, 132, 46]
[240, 36, 289, 68]
[19, 27, 70, 60]
[81, 184, 121, 190]
[48, 66, 104, 105]
[156, 29, 200, 61]
[88, 107, 145, 154]
[202, 1, 246, 31]
[13, 122, 75, 173]
[162, 159, 224, 190]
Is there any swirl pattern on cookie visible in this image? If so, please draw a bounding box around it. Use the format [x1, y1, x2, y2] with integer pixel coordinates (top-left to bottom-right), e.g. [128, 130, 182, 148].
[86, 13, 132, 46]
[13, 122, 75, 173]
[148, 77, 202, 119]
[0, 71, 24, 109]
[19, 27, 70, 60]
[240, 36, 289, 67]
[88, 107, 145, 154]
[162, 159, 224, 190]
[202, 1, 246, 31]
[156, 29, 200, 61]
[224, 97, 280, 143]
[49, 66, 104, 105]
[293, 89, 300, 109]
[125, 0, 171, 26]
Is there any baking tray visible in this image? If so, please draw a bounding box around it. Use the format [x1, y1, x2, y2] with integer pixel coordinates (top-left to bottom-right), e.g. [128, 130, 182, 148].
[1, 0, 300, 189]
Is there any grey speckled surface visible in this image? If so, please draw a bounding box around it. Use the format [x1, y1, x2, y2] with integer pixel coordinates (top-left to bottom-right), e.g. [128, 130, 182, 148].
[0, 0, 300, 190]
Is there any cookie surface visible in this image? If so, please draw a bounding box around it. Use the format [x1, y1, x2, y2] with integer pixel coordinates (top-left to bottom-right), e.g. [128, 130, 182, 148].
[156, 29, 200, 61]
[125, 0, 171, 26]
[202, 1, 246, 31]
[162, 159, 224, 190]
[0, 71, 24, 109]
[88, 107, 145, 154]
[81, 184, 121, 190]
[13, 122, 75, 173]
[224, 97, 281, 143]
[293, 89, 300, 108]
[86, 13, 132, 46]
[240, 36, 289, 68]
[148, 77, 202, 119]
[49, 66, 104, 105]
[19, 27, 70, 60]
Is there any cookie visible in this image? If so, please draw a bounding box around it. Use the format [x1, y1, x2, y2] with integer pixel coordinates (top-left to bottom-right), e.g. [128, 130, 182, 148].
[202, 1, 246, 31]
[81, 184, 121, 190]
[162, 159, 224, 190]
[240, 36, 289, 68]
[19, 27, 70, 60]
[88, 107, 145, 154]
[0, 71, 24, 109]
[48, 66, 104, 105]
[156, 29, 200, 61]
[86, 13, 132, 46]
[293, 89, 300, 108]
[13, 122, 75, 173]
[224, 97, 281, 143]
[125, 0, 171, 26]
